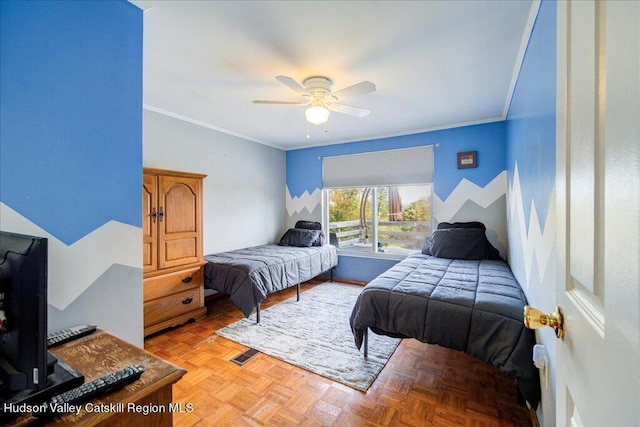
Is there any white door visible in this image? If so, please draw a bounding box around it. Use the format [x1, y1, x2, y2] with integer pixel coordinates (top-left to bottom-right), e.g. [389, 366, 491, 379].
[556, 1, 640, 426]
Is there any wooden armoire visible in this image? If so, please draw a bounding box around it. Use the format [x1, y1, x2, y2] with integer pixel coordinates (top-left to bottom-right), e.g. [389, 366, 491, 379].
[142, 168, 207, 336]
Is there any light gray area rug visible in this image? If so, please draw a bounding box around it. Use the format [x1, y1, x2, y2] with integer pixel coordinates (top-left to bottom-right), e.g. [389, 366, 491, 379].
[216, 282, 401, 391]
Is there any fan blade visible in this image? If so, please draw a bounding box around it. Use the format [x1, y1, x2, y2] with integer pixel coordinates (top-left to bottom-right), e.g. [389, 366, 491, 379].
[253, 100, 307, 105]
[332, 81, 376, 101]
[327, 103, 370, 117]
[275, 75, 308, 95]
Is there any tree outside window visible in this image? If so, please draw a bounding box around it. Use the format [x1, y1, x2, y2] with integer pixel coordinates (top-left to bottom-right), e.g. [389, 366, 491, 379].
[327, 185, 432, 256]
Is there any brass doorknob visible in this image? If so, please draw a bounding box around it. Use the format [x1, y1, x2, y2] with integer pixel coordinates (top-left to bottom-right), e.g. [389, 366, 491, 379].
[524, 306, 564, 339]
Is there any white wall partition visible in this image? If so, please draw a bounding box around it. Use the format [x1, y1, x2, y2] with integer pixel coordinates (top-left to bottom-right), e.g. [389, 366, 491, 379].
[143, 109, 287, 253]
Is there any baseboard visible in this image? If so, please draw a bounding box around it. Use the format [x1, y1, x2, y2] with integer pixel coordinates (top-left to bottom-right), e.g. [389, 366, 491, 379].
[321, 275, 366, 286]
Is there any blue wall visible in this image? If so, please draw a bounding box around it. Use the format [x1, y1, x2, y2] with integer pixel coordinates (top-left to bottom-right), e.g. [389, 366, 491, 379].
[504, 1, 557, 425]
[506, 0, 556, 231]
[0, 0, 144, 344]
[287, 121, 508, 282]
[1, 0, 142, 245]
[287, 121, 506, 201]
[332, 256, 401, 284]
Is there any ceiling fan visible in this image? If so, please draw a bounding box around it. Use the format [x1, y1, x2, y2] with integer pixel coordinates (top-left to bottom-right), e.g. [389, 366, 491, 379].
[253, 76, 376, 125]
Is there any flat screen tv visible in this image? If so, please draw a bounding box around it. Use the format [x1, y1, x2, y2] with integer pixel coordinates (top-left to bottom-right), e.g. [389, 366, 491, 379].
[0, 231, 83, 414]
[0, 231, 48, 393]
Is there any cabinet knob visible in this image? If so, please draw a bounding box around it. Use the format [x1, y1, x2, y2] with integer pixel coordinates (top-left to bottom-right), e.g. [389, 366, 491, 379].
[158, 206, 164, 222]
[151, 207, 157, 223]
[182, 297, 193, 305]
[181, 276, 193, 283]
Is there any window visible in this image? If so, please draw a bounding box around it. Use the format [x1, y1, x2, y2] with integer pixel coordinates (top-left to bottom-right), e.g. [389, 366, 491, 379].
[322, 146, 434, 257]
[327, 185, 432, 256]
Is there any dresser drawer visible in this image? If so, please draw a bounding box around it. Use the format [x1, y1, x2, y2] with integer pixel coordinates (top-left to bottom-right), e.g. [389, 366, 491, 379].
[144, 288, 203, 327]
[144, 267, 202, 302]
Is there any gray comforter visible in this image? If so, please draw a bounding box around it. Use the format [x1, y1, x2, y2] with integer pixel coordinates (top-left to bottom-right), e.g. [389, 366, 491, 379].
[349, 252, 540, 408]
[204, 244, 338, 317]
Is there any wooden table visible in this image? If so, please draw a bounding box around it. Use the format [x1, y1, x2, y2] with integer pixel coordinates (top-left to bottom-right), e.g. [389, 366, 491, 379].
[9, 330, 186, 426]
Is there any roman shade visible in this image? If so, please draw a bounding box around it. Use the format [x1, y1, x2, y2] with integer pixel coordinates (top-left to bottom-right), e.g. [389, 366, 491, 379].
[322, 145, 434, 188]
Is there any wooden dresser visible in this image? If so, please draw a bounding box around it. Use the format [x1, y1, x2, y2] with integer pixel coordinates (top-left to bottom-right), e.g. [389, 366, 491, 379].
[142, 168, 207, 336]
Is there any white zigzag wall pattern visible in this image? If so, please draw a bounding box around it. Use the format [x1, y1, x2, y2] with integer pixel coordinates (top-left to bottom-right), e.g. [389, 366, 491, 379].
[287, 174, 510, 224]
[286, 187, 322, 216]
[1, 203, 141, 311]
[289, 173, 509, 220]
[433, 171, 507, 221]
[506, 163, 555, 292]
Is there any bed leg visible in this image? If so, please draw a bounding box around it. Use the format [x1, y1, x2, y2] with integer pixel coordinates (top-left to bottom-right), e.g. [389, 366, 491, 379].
[363, 328, 368, 358]
[256, 304, 260, 324]
[330, 268, 334, 282]
[296, 283, 300, 301]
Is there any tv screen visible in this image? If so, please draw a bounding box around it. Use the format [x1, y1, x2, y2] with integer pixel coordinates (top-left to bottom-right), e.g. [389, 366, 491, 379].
[0, 231, 48, 393]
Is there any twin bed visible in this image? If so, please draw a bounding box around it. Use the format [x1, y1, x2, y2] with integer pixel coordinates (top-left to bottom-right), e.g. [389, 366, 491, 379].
[204, 222, 338, 322]
[204, 221, 539, 408]
[349, 222, 540, 407]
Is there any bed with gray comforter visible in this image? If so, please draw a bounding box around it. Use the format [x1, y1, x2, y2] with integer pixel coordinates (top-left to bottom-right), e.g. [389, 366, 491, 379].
[204, 243, 338, 319]
[349, 224, 540, 408]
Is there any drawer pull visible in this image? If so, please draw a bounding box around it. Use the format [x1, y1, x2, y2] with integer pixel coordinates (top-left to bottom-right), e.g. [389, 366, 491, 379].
[181, 276, 193, 283]
[182, 297, 193, 305]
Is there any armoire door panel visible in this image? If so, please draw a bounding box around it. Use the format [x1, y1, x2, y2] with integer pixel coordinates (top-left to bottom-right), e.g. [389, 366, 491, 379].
[164, 183, 197, 232]
[164, 238, 198, 265]
[157, 174, 203, 270]
[142, 174, 158, 274]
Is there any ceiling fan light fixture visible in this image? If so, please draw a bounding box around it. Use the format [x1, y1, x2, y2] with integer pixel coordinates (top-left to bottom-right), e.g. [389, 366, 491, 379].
[255, 75, 375, 126]
[305, 105, 329, 125]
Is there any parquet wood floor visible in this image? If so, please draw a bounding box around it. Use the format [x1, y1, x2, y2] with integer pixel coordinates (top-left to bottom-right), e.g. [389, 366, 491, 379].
[144, 279, 534, 426]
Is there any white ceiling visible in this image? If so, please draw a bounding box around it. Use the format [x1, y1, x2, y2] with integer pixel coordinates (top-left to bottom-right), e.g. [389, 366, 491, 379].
[137, 0, 537, 151]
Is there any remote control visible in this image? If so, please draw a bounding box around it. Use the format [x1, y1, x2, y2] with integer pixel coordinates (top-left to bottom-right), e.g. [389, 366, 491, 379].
[38, 365, 146, 416]
[47, 324, 98, 348]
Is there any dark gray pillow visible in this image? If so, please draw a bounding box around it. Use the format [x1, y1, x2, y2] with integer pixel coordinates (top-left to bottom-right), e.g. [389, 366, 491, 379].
[294, 220, 321, 230]
[294, 220, 326, 246]
[432, 221, 503, 260]
[437, 221, 486, 231]
[278, 228, 321, 247]
[422, 228, 487, 260]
